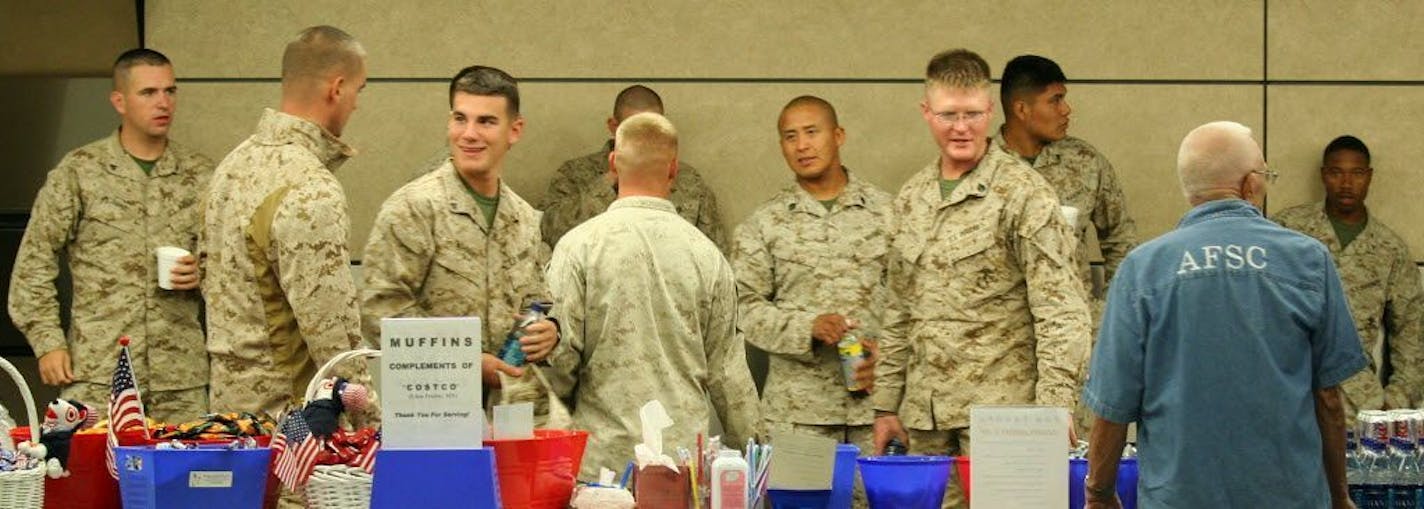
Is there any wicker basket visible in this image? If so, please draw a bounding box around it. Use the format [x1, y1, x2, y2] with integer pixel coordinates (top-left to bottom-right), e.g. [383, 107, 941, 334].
[301, 349, 380, 509]
[0, 356, 44, 509]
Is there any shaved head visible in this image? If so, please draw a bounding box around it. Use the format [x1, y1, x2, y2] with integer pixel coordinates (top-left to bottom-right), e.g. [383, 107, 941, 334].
[613, 112, 678, 177]
[1177, 121, 1265, 204]
[778, 95, 838, 129]
[281, 25, 366, 96]
[613, 85, 664, 122]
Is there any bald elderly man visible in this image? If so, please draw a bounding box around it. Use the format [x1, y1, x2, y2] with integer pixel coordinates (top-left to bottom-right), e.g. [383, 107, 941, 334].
[202, 25, 370, 420]
[1081, 122, 1365, 508]
[539, 85, 727, 251]
[544, 112, 758, 480]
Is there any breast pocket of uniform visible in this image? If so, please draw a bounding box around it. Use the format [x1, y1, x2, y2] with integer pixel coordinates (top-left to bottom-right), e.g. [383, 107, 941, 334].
[427, 245, 485, 309]
[769, 241, 818, 286]
[851, 238, 890, 288]
[929, 228, 1006, 305]
[78, 198, 136, 243]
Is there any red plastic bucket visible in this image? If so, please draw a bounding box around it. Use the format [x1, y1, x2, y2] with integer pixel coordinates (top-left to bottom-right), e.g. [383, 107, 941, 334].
[10, 427, 147, 509]
[953, 456, 971, 503]
[483, 429, 590, 509]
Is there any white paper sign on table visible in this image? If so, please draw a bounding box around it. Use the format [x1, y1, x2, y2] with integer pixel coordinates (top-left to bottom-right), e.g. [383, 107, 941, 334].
[492, 402, 535, 440]
[968, 406, 1070, 509]
[767, 431, 836, 490]
[379, 317, 483, 449]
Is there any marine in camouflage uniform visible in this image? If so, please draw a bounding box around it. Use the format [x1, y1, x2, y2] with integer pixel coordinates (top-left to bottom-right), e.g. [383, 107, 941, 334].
[540, 141, 726, 251]
[545, 112, 757, 481]
[874, 148, 1091, 509]
[9, 132, 212, 422]
[1275, 202, 1422, 418]
[10, 50, 212, 423]
[733, 98, 890, 495]
[361, 159, 559, 424]
[201, 109, 365, 420]
[994, 55, 1139, 437]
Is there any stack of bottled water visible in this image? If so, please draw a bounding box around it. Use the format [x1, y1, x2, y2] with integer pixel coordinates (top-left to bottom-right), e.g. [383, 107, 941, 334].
[1349, 409, 1424, 509]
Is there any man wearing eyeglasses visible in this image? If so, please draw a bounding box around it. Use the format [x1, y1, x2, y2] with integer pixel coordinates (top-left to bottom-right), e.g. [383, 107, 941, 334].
[1273, 135, 1423, 421]
[871, 48, 1091, 509]
[1082, 122, 1362, 509]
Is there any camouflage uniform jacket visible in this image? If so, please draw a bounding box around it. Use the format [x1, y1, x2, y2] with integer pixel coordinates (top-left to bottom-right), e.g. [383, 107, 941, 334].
[201, 109, 363, 418]
[539, 141, 727, 251]
[545, 196, 758, 479]
[1274, 202, 1424, 411]
[360, 160, 550, 348]
[992, 131, 1138, 294]
[9, 130, 212, 391]
[732, 170, 891, 426]
[871, 145, 1093, 430]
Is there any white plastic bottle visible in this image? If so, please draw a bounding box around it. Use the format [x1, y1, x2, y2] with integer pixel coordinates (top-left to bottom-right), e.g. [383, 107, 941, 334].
[711, 449, 749, 509]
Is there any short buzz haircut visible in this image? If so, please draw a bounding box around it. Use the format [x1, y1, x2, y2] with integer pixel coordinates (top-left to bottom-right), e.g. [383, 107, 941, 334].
[613, 112, 678, 174]
[613, 85, 664, 121]
[925, 49, 992, 90]
[113, 48, 171, 90]
[281, 25, 365, 85]
[1323, 135, 1371, 165]
[448, 65, 520, 116]
[1000, 55, 1067, 111]
[779, 95, 839, 129]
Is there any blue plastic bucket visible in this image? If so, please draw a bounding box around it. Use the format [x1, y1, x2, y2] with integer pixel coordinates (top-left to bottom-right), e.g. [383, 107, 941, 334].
[857, 455, 952, 509]
[1068, 457, 1138, 509]
[768, 489, 832, 508]
[830, 443, 859, 509]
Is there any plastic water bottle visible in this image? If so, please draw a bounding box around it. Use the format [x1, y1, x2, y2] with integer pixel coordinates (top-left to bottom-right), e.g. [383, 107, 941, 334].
[837, 331, 869, 397]
[1349, 431, 1365, 506]
[711, 449, 749, 509]
[1389, 438, 1421, 509]
[497, 301, 550, 367]
[1361, 438, 1392, 509]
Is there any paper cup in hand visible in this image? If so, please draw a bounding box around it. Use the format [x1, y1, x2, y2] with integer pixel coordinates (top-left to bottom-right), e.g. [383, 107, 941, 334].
[155, 246, 191, 290]
[1060, 205, 1081, 230]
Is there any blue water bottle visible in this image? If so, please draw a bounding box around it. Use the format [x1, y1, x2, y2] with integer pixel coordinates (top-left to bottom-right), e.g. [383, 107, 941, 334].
[497, 301, 550, 367]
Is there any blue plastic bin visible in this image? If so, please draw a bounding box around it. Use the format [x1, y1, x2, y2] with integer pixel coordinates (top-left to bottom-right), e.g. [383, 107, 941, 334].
[114, 445, 273, 509]
[768, 489, 832, 508]
[1068, 457, 1138, 509]
[830, 443, 859, 509]
[858, 455, 952, 509]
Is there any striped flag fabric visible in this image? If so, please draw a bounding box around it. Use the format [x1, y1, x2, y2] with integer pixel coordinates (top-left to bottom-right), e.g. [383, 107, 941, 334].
[353, 429, 380, 474]
[107, 336, 148, 479]
[272, 410, 323, 489]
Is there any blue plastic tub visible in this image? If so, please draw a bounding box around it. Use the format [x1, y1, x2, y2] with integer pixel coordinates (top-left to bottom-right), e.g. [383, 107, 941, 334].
[115, 445, 272, 509]
[768, 489, 832, 508]
[830, 443, 859, 509]
[857, 455, 952, 509]
[1069, 457, 1138, 509]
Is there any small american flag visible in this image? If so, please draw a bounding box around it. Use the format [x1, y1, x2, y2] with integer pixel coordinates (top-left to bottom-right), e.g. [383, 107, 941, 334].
[272, 410, 323, 489]
[107, 336, 148, 479]
[353, 429, 381, 474]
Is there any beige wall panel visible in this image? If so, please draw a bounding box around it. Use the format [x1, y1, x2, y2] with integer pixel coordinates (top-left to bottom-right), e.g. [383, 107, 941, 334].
[148, 0, 1262, 80]
[1266, 86, 1424, 261]
[1066, 84, 1264, 249]
[1269, 2, 1424, 81]
[0, 1, 137, 76]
